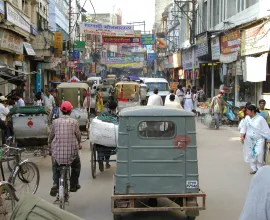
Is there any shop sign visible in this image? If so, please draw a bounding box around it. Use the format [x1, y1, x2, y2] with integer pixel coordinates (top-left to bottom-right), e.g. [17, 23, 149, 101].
[0, 0, 4, 15]
[102, 36, 141, 46]
[221, 30, 240, 55]
[173, 52, 181, 68]
[31, 24, 38, 36]
[0, 30, 23, 54]
[54, 32, 63, 58]
[220, 52, 238, 63]
[141, 34, 155, 45]
[196, 33, 208, 57]
[79, 22, 134, 36]
[106, 56, 144, 64]
[72, 50, 80, 61]
[164, 55, 174, 68]
[72, 41, 85, 51]
[74, 63, 82, 72]
[241, 23, 270, 56]
[147, 53, 156, 64]
[6, 3, 31, 33]
[23, 42, 36, 56]
[182, 47, 198, 70]
[211, 36, 220, 60]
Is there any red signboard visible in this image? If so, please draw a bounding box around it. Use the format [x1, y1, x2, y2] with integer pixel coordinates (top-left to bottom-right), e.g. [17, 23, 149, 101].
[102, 36, 141, 46]
[221, 30, 241, 54]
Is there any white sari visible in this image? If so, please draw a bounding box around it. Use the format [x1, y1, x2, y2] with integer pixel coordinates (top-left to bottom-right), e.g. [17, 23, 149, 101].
[240, 115, 270, 164]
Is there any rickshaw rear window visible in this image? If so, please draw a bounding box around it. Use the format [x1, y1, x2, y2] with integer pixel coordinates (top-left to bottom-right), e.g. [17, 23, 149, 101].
[138, 121, 175, 138]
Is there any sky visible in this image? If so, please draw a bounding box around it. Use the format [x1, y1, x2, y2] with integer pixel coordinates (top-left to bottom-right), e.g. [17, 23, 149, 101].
[81, 0, 155, 33]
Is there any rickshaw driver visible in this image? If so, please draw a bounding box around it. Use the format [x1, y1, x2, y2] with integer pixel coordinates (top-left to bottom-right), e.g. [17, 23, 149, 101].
[48, 101, 82, 197]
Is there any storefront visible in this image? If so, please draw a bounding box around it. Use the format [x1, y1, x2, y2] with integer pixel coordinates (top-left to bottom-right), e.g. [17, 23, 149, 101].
[241, 22, 270, 108]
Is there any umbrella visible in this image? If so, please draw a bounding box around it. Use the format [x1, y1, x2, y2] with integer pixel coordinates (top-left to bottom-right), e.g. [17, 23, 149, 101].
[128, 76, 140, 81]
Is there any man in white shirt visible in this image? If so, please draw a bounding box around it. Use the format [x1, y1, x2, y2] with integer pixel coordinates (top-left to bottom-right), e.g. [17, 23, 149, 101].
[0, 96, 9, 121]
[15, 94, 25, 107]
[0, 96, 11, 143]
[43, 89, 55, 111]
[147, 88, 163, 106]
[165, 94, 183, 109]
[165, 89, 180, 105]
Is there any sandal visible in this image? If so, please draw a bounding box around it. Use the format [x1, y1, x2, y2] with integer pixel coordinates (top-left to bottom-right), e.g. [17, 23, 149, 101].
[250, 170, 257, 174]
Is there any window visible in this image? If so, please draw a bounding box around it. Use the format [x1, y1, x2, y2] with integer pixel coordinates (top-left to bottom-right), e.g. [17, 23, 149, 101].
[246, 0, 259, 8]
[262, 54, 270, 93]
[227, 0, 237, 18]
[213, 0, 219, 26]
[145, 82, 169, 92]
[22, 0, 29, 16]
[139, 121, 176, 138]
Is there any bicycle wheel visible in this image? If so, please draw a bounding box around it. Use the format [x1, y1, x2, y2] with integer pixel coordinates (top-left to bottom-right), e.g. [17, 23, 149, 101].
[91, 143, 97, 179]
[59, 170, 66, 210]
[11, 162, 40, 199]
[0, 184, 18, 220]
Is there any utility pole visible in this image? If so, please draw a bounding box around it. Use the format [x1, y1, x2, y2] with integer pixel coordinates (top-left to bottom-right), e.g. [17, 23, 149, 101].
[68, 0, 72, 79]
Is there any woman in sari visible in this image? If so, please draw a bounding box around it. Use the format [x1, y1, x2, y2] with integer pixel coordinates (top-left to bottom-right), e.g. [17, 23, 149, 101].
[95, 88, 104, 115]
[240, 105, 270, 174]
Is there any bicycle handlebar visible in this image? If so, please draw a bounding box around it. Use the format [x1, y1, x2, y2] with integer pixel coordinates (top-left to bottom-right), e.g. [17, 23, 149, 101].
[3, 144, 25, 152]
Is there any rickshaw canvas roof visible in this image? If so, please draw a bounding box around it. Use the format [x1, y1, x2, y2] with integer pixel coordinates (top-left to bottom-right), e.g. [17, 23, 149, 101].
[57, 83, 89, 90]
[119, 106, 194, 117]
[116, 82, 140, 87]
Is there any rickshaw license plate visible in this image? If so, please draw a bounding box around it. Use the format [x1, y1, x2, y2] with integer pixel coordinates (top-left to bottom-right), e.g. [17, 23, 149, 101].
[186, 181, 198, 188]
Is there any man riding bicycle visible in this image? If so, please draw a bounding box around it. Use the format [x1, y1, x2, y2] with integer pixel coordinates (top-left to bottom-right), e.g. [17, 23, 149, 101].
[48, 101, 82, 197]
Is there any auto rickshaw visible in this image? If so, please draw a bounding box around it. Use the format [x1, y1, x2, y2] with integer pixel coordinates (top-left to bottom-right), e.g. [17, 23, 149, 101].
[115, 82, 141, 112]
[112, 106, 206, 220]
[57, 83, 90, 141]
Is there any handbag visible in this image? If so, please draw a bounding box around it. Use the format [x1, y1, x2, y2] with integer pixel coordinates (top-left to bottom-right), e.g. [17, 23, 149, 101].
[203, 113, 215, 128]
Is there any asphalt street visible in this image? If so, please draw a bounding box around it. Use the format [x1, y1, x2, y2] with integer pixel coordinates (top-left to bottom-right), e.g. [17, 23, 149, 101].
[18, 122, 252, 220]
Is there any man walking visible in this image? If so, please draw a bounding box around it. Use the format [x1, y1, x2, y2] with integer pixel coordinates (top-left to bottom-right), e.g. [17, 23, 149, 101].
[210, 91, 227, 129]
[258, 99, 270, 126]
[147, 88, 163, 106]
[165, 89, 180, 105]
[43, 89, 55, 111]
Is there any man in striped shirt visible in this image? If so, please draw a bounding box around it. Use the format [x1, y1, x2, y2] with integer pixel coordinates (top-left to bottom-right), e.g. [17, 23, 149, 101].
[48, 101, 82, 197]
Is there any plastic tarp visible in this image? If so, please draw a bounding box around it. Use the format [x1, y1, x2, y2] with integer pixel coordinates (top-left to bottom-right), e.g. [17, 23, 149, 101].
[10, 106, 49, 115]
[90, 117, 118, 147]
[9, 194, 83, 220]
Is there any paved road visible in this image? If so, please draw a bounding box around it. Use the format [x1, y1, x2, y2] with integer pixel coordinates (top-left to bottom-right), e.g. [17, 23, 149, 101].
[24, 122, 251, 220]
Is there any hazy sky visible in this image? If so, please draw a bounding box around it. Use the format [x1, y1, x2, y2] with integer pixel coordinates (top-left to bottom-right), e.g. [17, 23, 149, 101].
[81, 0, 155, 33]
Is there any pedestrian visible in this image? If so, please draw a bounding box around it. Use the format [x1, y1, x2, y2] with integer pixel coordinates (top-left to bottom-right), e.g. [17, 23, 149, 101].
[239, 166, 270, 220]
[15, 94, 25, 107]
[240, 105, 270, 174]
[34, 93, 43, 106]
[48, 101, 82, 197]
[165, 89, 180, 105]
[176, 85, 185, 107]
[0, 96, 10, 143]
[165, 94, 183, 109]
[210, 91, 227, 130]
[43, 89, 55, 111]
[183, 89, 193, 111]
[95, 88, 104, 115]
[258, 99, 270, 126]
[147, 88, 163, 106]
[192, 89, 198, 110]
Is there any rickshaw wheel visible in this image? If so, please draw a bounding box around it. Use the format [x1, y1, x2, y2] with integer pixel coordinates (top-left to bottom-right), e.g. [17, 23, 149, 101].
[91, 143, 97, 179]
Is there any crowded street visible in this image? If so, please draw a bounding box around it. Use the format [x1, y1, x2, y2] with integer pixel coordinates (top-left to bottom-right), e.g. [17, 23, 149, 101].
[19, 121, 249, 220]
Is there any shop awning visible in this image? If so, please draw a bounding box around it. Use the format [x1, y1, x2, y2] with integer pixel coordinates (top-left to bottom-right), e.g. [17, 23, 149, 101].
[23, 42, 36, 56]
[0, 70, 25, 86]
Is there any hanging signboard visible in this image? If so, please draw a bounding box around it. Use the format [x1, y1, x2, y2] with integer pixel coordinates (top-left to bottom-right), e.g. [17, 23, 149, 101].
[102, 36, 141, 46]
[221, 30, 240, 55]
[23, 42, 36, 56]
[106, 62, 143, 68]
[54, 32, 63, 58]
[196, 33, 209, 57]
[72, 50, 80, 61]
[147, 53, 156, 64]
[6, 3, 31, 33]
[173, 52, 181, 68]
[0, 30, 23, 54]
[79, 22, 134, 36]
[211, 36, 220, 60]
[72, 41, 85, 51]
[141, 34, 155, 45]
[241, 23, 270, 56]
[106, 56, 144, 64]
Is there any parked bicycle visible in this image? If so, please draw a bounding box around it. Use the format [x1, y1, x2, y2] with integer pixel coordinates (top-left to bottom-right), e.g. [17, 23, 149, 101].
[54, 165, 71, 210]
[0, 144, 40, 201]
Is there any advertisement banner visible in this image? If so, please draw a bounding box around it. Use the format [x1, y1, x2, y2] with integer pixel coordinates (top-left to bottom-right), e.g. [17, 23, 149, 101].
[147, 53, 156, 64]
[219, 52, 238, 63]
[6, 3, 31, 33]
[106, 56, 144, 64]
[221, 30, 240, 55]
[141, 34, 155, 45]
[72, 50, 80, 61]
[79, 22, 134, 36]
[72, 41, 85, 51]
[211, 36, 220, 60]
[23, 42, 36, 56]
[0, 0, 4, 15]
[0, 30, 23, 54]
[106, 62, 143, 68]
[196, 33, 208, 57]
[241, 23, 270, 56]
[54, 32, 63, 58]
[182, 48, 194, 70]
[173, 52, 181, 68]
[102, 36, 141, 46]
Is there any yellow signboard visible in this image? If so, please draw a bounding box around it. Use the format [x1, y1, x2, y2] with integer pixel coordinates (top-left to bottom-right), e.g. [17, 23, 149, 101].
[54, 32, 63, 58]
[106, 62, 143, 68]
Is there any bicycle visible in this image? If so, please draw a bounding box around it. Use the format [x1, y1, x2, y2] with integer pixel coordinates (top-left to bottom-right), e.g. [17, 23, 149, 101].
[0, 145, 40, 200]
[54, 165, 71, 210]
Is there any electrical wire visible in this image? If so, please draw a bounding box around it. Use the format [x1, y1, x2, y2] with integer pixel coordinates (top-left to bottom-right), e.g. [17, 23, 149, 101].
[88, 0, 96, 22]
[70, 0, 88, 34]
